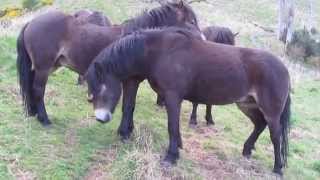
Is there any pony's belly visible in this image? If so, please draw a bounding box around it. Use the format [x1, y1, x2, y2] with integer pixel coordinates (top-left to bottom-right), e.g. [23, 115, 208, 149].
[185, 83, 250, 105]
[185, 94, 244, 105]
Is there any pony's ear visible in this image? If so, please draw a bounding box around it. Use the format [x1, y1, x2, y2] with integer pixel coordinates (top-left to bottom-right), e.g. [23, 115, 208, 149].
[177, 0, 184, 8]
[94, 62, 105, 82]
[233, 32, 240, 37]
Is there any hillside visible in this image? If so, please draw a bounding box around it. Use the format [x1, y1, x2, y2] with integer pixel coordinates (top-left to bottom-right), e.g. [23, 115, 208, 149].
[0, 0, 320, 179]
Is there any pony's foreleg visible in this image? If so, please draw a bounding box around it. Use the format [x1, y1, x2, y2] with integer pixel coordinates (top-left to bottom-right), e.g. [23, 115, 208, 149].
[33, 70, 51, 126]
[205, 104, 215, 125]
[189, 102, 198, 125]
[163, 92, 182, 164]
[118, 79, 140, 140]
[156, 94, 165, 106]
[237, 104, 267, 157]
[244, 112, 266, 157]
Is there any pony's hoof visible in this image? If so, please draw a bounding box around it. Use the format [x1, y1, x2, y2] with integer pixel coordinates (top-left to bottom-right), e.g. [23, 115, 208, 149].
[243, 153, 251, 159]
[206, 120, 215, 126]
[188, 123, 197, 129]
[120, 134, 131, 143]
[273, 168, 283, 176]
[242, 151, 252, 159]
[207, 122, 214, 126]
[160, 159, 174, 168]
[41, 121, 52, 127]
[162, 152, 178, 166]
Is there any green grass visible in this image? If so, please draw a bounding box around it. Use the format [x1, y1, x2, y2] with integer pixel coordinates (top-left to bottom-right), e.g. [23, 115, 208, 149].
[1, 0, 320, 179]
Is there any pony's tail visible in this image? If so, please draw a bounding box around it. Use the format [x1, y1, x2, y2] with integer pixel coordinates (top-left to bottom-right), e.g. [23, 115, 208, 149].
[17, 24, 36, 116]
[280, 94, 291, 167]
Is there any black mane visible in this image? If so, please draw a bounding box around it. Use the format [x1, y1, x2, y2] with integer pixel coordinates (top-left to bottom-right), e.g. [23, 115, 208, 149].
[87, 27, 195, 83]
[121, 2, 196, 35]
[91, 31, 147, 79]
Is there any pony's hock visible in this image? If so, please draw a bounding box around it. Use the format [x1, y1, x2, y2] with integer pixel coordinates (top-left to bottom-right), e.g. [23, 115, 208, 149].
[86, 27, 290, 175]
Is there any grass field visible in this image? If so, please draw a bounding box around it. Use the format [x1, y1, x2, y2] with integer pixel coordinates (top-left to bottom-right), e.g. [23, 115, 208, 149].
[0, 0, 320, 179]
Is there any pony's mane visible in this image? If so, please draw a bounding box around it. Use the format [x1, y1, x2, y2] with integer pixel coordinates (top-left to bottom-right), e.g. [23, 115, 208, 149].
[95, 31, 147, 78]
[91, 27, 195, 79]
[121, 2, 196, 35]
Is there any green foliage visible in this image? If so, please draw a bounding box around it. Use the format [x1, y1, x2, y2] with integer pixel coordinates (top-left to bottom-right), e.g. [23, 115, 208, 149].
[22, 0, 40, 10]
[312, 161, 320, 173]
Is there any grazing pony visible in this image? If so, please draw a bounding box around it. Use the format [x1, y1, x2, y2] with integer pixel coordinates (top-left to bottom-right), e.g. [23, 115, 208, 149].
[17, 1, 200, 126]
[156, 25, 239, 126]
[85, 28, 291, 175]
[73, 9, 112, 26]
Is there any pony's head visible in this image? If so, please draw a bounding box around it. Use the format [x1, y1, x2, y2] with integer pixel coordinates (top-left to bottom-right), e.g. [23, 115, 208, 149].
[122, 0, 200, 35]
[168, 0, 199, 28]
[85, 61, 122, 123]
[74, 10, 111, 26]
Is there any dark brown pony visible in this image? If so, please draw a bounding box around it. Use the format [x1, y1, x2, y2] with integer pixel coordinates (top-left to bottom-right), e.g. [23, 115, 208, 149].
[17, 1, 200, 126]
[156, 25, 239, 126]
[73, 10, 112, 85]
[73, 10, 112, 26]
[190, 25, 239, 126]
[85, 28, 290, 175]
[202, 25, 238, 45]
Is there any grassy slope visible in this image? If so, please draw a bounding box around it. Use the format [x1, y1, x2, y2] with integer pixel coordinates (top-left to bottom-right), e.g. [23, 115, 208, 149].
[0, 0, 320, 179]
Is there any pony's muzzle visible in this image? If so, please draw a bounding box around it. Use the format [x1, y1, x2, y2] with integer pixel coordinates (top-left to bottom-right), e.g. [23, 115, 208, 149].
[95, 108, 112, 123]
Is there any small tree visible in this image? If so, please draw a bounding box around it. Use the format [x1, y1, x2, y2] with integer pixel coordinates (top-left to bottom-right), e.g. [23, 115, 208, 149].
[307, 0, 316, 33]
[278, 0, 294, 44]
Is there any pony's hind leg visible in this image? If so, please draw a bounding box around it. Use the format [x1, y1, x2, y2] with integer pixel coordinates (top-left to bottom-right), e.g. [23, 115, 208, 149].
[265, 116, 283, 175]
[33, 70, 51, 126]
[255, 90, 290, 175]
[189, 102, 198, 126]
[237, 103, 266, 158]
[205, 104, 214, 125]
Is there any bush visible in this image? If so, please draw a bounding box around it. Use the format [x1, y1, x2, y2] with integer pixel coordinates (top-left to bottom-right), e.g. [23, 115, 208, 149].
[286, 29, 320, 68]
[22, 0, 40, 10]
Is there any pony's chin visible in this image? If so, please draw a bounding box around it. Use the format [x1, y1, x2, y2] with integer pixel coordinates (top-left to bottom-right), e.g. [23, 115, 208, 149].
[96, 118, 111, 124]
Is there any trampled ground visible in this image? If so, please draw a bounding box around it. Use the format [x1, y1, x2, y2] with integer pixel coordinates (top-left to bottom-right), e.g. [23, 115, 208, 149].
[0, 0, 320, 179]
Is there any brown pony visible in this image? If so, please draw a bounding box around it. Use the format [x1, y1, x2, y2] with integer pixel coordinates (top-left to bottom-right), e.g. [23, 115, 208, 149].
[73, 10, 112, 26]
[156, 25, 239, 126]
[73, 10, 112, 85]
[190, 25, 239, 126]
[202, 25, 238, 45]
[17, 1, 200, 126]
[85, 28, 290, 175]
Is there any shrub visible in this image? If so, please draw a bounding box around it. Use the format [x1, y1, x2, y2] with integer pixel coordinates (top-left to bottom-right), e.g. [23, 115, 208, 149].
[22, 0, 40, 10]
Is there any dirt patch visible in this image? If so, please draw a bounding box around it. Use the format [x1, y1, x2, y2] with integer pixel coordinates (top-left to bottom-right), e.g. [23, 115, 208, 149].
[182, 125, 278, 180]
[84, 148, 117, 180]
[4, 156, 36, 180]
